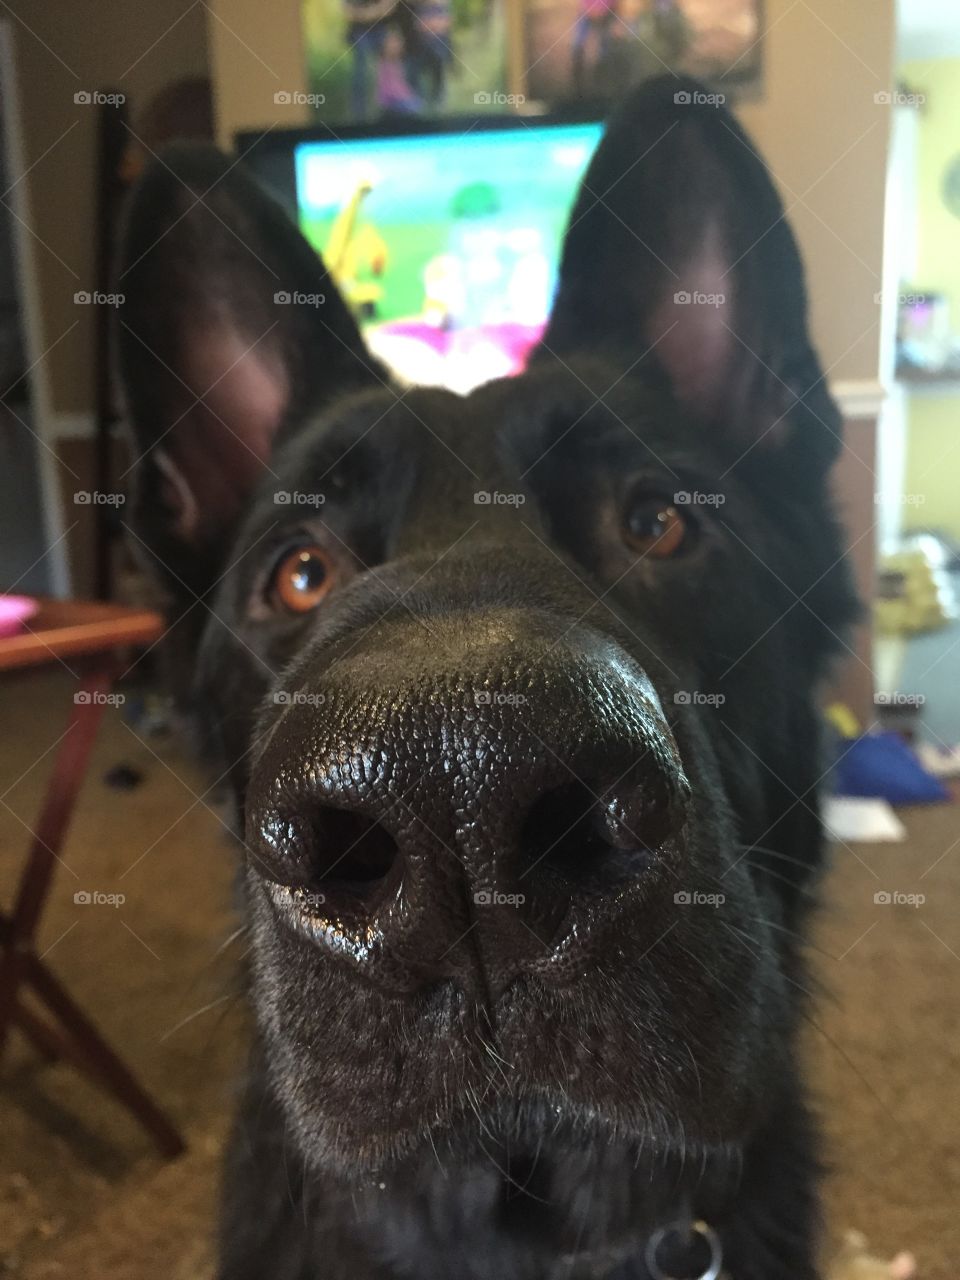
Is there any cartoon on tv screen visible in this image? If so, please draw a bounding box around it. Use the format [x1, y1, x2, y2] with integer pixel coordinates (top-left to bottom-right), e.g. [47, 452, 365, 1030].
[294, 124, 601, 389]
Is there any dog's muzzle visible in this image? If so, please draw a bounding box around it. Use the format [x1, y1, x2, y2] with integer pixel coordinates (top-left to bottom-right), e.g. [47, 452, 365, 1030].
[246, 609, 690, 998]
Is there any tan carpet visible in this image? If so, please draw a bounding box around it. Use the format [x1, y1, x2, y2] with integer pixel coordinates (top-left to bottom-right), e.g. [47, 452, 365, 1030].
[1, 670, 957, 1278]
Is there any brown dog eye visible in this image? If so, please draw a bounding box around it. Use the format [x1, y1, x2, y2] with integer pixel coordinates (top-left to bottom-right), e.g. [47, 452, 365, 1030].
[271, 545, 335, 613]
[623, 496, 687, 558]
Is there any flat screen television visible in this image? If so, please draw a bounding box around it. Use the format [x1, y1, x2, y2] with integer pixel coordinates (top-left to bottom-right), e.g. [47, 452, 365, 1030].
[237, 115, 604, 392]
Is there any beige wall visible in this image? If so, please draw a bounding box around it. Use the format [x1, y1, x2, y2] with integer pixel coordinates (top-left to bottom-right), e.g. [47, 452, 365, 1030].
[208, 0, 311, 147]
[8, 0, 209, 418]
[737, 0, 893, 383]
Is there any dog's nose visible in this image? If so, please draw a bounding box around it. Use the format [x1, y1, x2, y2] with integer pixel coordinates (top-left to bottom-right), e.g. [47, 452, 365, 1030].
[246, 615, 688, 998]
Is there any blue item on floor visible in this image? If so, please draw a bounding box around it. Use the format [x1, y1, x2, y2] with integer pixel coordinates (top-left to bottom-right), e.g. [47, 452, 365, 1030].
[834, 731, 950, 805]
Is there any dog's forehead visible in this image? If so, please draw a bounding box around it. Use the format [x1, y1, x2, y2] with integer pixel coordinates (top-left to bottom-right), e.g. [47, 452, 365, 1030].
[285, 370, 549, 494]
[266, 372, 608, 553]
[288, 362, 673, 494]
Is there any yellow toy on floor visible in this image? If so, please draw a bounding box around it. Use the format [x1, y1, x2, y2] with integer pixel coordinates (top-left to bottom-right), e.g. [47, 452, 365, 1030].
[828, 1231, 917, 1280]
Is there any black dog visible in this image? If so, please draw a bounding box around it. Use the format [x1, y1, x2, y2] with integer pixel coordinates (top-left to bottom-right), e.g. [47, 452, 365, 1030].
[118, 77, 858, 1280]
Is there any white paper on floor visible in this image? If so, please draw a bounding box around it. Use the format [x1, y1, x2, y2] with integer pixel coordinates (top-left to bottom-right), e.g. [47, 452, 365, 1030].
[822, 796, 907, 843]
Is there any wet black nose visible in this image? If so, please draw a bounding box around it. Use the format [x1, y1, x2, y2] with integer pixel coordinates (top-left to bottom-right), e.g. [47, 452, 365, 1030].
[246, 615, 688, 997]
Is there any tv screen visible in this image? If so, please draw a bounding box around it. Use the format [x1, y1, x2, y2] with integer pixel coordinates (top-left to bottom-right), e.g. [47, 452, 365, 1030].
[240, 119, 603, 392]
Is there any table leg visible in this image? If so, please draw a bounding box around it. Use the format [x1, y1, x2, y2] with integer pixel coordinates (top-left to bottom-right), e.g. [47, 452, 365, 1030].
[0, 660, 185, 1157]
[22, 951, 185, 1157]
[0, 664, 113, 1058]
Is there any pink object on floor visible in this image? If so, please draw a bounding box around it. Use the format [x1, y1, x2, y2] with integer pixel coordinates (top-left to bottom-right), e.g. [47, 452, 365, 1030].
[0, 595, 39, 637]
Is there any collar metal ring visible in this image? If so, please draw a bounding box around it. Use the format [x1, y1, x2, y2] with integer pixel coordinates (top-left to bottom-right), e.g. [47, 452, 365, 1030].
[644, 1219, 723, 1280]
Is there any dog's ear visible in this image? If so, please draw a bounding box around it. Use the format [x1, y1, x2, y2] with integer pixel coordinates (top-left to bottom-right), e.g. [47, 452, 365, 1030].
[117, 144, 385, 594]
[539, 77, 839, 469]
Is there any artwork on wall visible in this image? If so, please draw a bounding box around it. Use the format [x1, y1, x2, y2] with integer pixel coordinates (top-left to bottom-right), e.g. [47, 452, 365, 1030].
[301, 0, 511, 124]
[521, 0, 763, 106]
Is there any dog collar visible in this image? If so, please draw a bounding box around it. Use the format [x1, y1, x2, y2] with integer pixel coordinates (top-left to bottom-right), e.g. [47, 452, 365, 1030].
[565, 1218, 724, 1280]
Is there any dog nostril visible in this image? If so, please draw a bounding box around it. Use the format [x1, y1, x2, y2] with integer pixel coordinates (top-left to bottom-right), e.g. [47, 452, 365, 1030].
[520, 778, 677, 895]
[309, 808, 399, 889]
[258, 804, 399, 897]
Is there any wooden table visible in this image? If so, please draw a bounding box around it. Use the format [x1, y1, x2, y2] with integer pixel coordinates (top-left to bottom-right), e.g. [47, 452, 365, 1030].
[0, 598, 185, 1157]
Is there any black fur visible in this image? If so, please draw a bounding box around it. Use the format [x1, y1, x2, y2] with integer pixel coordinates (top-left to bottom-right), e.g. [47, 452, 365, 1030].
[118, 77, 858, 1280]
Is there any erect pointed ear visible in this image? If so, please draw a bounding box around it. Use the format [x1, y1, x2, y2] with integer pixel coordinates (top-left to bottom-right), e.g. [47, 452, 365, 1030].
[117, 144, 386, 595]
[538, 77, 840, 469]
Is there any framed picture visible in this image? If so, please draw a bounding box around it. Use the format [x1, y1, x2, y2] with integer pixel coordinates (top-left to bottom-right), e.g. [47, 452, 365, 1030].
[302, 0, 512, 124]
[522, 0, 763, 106]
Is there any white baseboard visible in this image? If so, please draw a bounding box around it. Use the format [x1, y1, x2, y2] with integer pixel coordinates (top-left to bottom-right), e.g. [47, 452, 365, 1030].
[831, 379, 887, 420]
[50, 411, 96, 439]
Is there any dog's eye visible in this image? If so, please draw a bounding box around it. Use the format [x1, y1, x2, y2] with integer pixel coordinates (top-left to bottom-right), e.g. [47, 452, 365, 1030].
[270, 545, 335, 613]
[622, 494, 688, 558]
